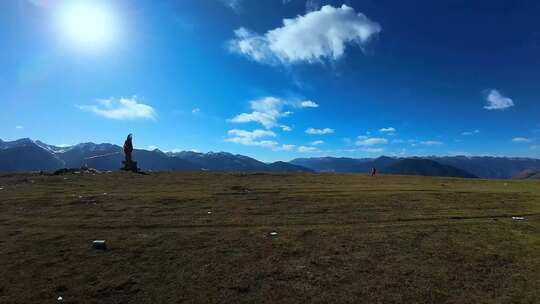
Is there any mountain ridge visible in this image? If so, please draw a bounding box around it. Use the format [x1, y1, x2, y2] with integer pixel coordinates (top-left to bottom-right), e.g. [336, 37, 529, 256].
[1, 138, 539, 178]
[0, 138, 312, 173]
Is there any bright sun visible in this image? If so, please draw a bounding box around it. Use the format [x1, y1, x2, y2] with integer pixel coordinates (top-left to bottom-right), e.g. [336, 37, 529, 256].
[57, 2, 118, 51]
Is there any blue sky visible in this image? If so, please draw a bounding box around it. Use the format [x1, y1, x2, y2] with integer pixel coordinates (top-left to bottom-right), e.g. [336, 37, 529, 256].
[1, 0, 539, 161]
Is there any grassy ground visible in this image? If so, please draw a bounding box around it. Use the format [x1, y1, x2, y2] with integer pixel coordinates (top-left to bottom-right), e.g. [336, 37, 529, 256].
[1, 172, 540, 303]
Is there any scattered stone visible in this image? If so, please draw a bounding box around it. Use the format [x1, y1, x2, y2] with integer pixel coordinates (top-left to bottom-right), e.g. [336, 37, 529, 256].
[54, 167, 101, 175]
[0, 187, 3, 190]
[57, 296, 63, 301]
[270, 232, 278, 236]
[512, 216, 526, 221]
[207, 211, 212, 214]
[92, 240, 107, 250]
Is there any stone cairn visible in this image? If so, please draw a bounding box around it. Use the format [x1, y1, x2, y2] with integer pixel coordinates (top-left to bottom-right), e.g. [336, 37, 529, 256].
[121, 133, 140, 172]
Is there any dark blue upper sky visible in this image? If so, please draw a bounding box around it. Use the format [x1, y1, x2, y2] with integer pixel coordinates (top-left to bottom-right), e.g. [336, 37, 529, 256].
[1, 0, 539, 161]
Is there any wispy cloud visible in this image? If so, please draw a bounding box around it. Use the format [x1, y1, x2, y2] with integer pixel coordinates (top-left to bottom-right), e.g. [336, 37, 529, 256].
[299, 100, 319, 108]
[78, 97, 157, 120]
[356, 136, 388, 146]
[310, 140, 324, 145]
[229, 4, 381, 65]
[461, 130, 480, 136]
[379, 127, 395, 133]
[512, 137, 531, 143]
[298, 146, 319, 153]
[219, 0, 243, 12]
[484, 89, 514, 110]
[15, 125, 23, 129]
[359, 147, 384, 153]
[192, 108, 200, 114]
[420, 140, 443, 146]
[306, 127, 334, 135]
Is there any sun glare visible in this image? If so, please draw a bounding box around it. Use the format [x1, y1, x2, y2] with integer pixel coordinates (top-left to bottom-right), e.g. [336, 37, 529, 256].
[57, 2, 118, 52]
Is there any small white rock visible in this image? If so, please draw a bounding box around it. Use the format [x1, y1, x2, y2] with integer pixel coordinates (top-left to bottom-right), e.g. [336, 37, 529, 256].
[270, 232, 278, 236]
[57, 296, 63, 301]
[207, 211, 212, 214]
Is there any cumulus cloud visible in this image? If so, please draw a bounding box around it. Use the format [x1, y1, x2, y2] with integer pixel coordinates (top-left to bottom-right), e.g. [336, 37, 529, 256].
[484, 89, 514, 110]
[225, 129, 277, 147]
[230, 97, 292, 129]
[306, 127, 334, 135]
[298, 146, 319, 153]
[299, 100, 319, 108]
[379, 127, 396, 133]
[461, 130, 480, 136]
[356, 136, 388, 146]
[225, 129, 294, 151]
[229, 4, 381, 65]
[512, 137, 531, 143]
[420, 140, 443, 146]
[280, 125, 292, 132]
[78, 97, 157, 120]
[311, 140, 324, 145]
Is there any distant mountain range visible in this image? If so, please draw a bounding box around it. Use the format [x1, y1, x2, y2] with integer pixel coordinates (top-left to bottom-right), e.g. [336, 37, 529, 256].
[381, 159, 478, 178]
[291, 156, 540, 179]
[513, 169, 540, 180]
[1, 138, 539, 179]
[0, 138, 311, 173]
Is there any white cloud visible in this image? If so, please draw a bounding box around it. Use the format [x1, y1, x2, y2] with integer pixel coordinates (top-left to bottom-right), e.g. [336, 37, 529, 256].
[360, 147, 384, 153]
[484, 89, 514, 110]
[78, 97, 157, 120]
[461, 130, 480, 136]
[192, 108, 200, 114]
[379, 127, 395, 133]
[300, 100, 319, 108]
[306, 127, 334, 135]
[15, 125, 23, 129]
[311, 140, 324, 145]
[420, 140, 443, 146]
[305, 0, 320, 12]
[229, 4, 381, 65]
[230, 97, 292, 129]
[225, 129, 293, 150]
[220, 0, 242, 12]
[280, 125, 292, 132]
[280, 144, 296, 151]
[298, 146, 319, 153]
[356, 136, 388, 146]
[512, 137, 531, 143]
[147, 145, 159, 150]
